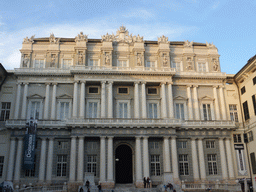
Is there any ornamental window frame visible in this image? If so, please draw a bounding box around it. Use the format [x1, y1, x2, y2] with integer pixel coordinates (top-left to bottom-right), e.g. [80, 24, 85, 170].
[207, 154, 218, 175]
[56, 94, 72, 120]
[86, 99, 100, 118]
[199, 96, 215, 121]
[88, 86, 100, 95]
[61, 59, 72, 69]
[174, 96, 188, 120]
[179, 154, 189, 176]
[145, 60, 157, 68]
[147, 100, 160, 119]
[150, 155, 161, 176]
[34, 58, 45, 69]
[56, 155, 68, 177]
[117, 87, 129, 95]
[171, 60, 183, 72]
[147, 87, 158, 95]
[0, 102, 11, 121]
[27, 94, 44, 120]
[116, 100, 131, 118]
[229, 104, 239, 122]
[88, 58, 100, 67]
[117, 59, 129, 68]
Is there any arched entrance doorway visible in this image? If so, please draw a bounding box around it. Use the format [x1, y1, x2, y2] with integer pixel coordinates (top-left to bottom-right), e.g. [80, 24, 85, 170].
[115, 144, 133, 183]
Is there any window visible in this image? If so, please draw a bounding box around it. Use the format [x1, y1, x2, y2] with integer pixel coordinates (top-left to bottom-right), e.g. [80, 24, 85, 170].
[233, 134, 242, 143]
[248, 131, 254, 142]
[0, 102, 11, 121]
[57, 155, 67, 177]
[241, 86, 246, 95]
[87, 155, 97, 176]
[88, 102, 98, 118]
[118, 87, 128, 94]
[88, 87, 99, 94]
[25, 156, 36, 177]
[58, 141, 68, 149]
[229, 104, 238, 122]
[89, 59, 99, 67]
[237, 148, 245, 171]
[177, 141, 187, 149]
[252, 95, 256, 115]
[62, 59, 71, 69]
[148, 103, 158, 118]
[172, 62, 181, 72]
[198, 62, 206, 72]
[206, 140, 215, 148]
[59, 102, 70, 120]
[175, 103, 185, 120]
[243, 101, 250, 120]
[150, 155, 160, 176]
[30, 101, 40, 119]
[150, 142, 159, 149]
[253, 76, 256, 85]
[179, 154, 189, 175]
[117, 60, 128, 67]
[203, 104, 212, 121]
[146, 61, 156, 68]
[250, 153, 256, 174]
[34, 59, 44, 68]
[207, 154, 217, 175]
[0, 156, 4, 177]
[118, 102, 129, 118]
[147, 88, 157, 95]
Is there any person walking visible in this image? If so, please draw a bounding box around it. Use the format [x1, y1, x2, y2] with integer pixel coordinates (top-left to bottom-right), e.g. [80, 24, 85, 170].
[146, 177, 150, 188]
[98, 183, 102, 192]
[143, 177, 146, 188]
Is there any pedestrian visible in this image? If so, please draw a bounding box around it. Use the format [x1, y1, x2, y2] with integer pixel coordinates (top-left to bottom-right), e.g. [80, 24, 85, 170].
[173, 189, 176, 192]
[146, 177, 150, 188]
[86, 180, 90, 189]
[79, 187, 84, 192]
[143, 177, 146, 188]
[164, 185, 167, 192]
[98, 183, 102, 192]
[169, 183, 173, 190]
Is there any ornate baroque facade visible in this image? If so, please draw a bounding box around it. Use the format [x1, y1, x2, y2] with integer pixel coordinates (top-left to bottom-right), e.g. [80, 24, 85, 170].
[0, 26, 250, 191]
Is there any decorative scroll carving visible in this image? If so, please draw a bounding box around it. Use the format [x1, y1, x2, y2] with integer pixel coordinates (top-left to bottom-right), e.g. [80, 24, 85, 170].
[206, 41, 216, 48]
[75, 32, 88, 42]
[49, 33, 60, 44]
[184, 40, 193, 47]
[158, 35, 169, 43]
[23, 35, 35, 44]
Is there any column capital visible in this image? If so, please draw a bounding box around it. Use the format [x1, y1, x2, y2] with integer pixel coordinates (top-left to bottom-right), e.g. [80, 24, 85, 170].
[213, 85, 219, 88]
[108, 81, 113, 84]
[48, 137, 55, 140]
[10, 137, 16, 141]
[71, 136, 77, 139]
[163, 136, 170, 140]
[143, 136, 149, 139]
[80, 80, 86, 84]
[16, 82, 22, 85]
[78, 136, 85, 139]
[52, 82, 58, 86]
[190, 137, 197, 141]
[193, 84, 199, 88]
[100, 136, 106, 139]
[219, 85, 225, 89]
[23, 82, 29, 85]
[135, 136, 141, 139]
[17, 137, 24, 141]
[218, 137, 225, 140]
[101, 80, 107, 84]
[167, 81, 173, 85]
[170, 135, 177, 139]
[45, 82, 51, 86]
[160, 82, 166, 85]
[107, 136, 114, 139]
[141, 81, 146, 85]
[186, 84, 192, 88]
[40, 137, 47, 141]
[134, 81, 140, 85]
[74, 80, 79, 84]
[225, 137, 231, 140]
[197, 137, 204, 140]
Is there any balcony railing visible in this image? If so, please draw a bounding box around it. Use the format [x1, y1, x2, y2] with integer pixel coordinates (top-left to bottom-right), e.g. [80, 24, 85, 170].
[182, 120, 236, 128]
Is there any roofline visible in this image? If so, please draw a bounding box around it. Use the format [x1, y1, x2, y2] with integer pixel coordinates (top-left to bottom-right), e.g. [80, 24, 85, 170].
[234, 54, 256, 79]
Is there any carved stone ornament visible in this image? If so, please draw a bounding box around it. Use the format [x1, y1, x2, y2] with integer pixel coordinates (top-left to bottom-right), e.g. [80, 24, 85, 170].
[75, 32, 88, 42]
[184, 40, 193, 48]
[101, 33, 115, 42]
[105, 53, 110, 65]
[212, 58, 219, 71]
[23, 35, 35, 44]
[78, 52, 83, 65]
[162, 54, 168, 67]
[49, 33, 60, 44]
[158, 35, 169, 43]
[137, 53, 142, 66]
[22, 54, 30, 67]
[206, 41, 216, 48]
[50, 54, 56, 67]
[186, 57, 193, 70]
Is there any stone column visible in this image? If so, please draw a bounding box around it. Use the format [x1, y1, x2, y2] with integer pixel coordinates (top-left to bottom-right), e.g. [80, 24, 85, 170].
[191, 138, 200, 180]
[69, 136, 77, 182]
[51, 83, 57, 119]
[107, 81, 113, 118]
[143, 136, 149, 178]
[46, 137, 54, 182]
[38, 138, 47, 182]
[219, 138, 228, 179]
[168, 82, 174, 118]
[79, 81, 86, 118]
[14, 83, 22, 119]
[13, 137, 23, 182]
[77, 136, 84, 182]
[134, 82, 140, 118]
[225, 138, 235, 179]
[100, 136, 106, 183]
[44, 83, 50, 119]
[107, 137, 114, 183]
[6, 138, 16, 181]
[219, 86, 227, 120]
[171, 136, 179, 181]
[73, 81, 78, 118]
[193, 85, 200, 120]
[101, 81, 106, 118]
[198, 138, 206, 180]
[163, 137, 172, 183]
[161, 82, 167, 118]
[141, 82, 147, 118]
[21, 83, 28, 119]
[187, 85, 193, 120]
[213, 86, 220, 120]
[135, 136, 142, 185]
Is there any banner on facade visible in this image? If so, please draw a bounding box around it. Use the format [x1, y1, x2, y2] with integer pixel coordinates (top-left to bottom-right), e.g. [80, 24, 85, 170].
[234, 144, 244, 150]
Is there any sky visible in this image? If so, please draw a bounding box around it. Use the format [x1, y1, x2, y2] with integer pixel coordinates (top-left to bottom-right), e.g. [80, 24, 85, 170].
[0, 0, 255, 74]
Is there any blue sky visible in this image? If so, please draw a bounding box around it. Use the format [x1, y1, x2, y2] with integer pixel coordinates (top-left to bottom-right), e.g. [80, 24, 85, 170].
[0, 0, 255, 74]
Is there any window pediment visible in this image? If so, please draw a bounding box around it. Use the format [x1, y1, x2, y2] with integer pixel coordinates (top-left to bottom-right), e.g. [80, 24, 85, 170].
[174, 96, 187, 101]
[27, 94, 45, 99]
[57, 94, 72, 99]
[199, 95, 214, 101]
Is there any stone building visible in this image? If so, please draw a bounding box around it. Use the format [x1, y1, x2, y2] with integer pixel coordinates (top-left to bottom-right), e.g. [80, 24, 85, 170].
[0, 26, 244, 191]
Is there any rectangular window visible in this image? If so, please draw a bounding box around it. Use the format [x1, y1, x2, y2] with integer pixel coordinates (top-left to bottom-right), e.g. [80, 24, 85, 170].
[25, 156, 36, 177]
[250, 153, 256, 174]
[252, 95, 256, 115]
[58, 141, 68, 149]
[88, 87, 99, 94]
[147, 88, 157, 95]
[175, 103, 185, 120]
[0, 156, 4, 177]
[87, 155, 97, 176]
[229, 104, 239, 122]
[88, 102, 98, 118]
[203, 104, 212, 121]
[146, 61, 156, 68]
[172, 62, 181, 72]
[62, 59, 71, 69]
[207, 154, 218, 175]
[206, 140, 215, 148]
[248, 131, 254, 142]
[89, 59, 98, 67]
[233, 134, 242, 143]
[59, 102, 70, 120]
[57, 155, 67, 177]
[253, 76, 256, 85]
[34, 59, 44, 68]
[177, 141, 187, 149]
[118, 102, 128, 118]
[198, 62, 206, 72]
[117, 60, 128, 67]
[118, 87, 128, 94]
[243, 101, 250, 120]
[150, 142, 159, 149]
[0, 102, 11, 121]
[30, 101, 40, 119]
[179, 154, 189, 175]
[241, 86, 246, 95]
[148, 103, 157, 118]
[150, 155, 160, 176]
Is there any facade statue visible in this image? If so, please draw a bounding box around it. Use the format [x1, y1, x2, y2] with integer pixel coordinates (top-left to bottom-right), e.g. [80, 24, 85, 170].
[158, 35, 169, 43]
[137, 54, 142, 66]
[75, 32, 88, 42]
[163, 54, 168, 66]
[184, 40, 193, 47]
[105, 53, 110, 65]
[23, 55, 29, 67]
[186, 57, 193, 70]
[23, 35, 35, 44]
[101, 33, 115, 42]
[206, 41, 216, 48]
[213, 59, 219, 71]
[49, 33, 60, 44]
[50, 54, 56, 67]
[78, 52, 83, 65]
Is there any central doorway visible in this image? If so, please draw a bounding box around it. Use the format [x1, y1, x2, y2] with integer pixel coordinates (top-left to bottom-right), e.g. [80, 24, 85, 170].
[115, 144, 133, 183]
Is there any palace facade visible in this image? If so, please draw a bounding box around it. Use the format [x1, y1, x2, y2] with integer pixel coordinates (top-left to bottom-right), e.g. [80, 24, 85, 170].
[0, 26, 253, 191]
